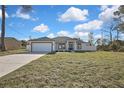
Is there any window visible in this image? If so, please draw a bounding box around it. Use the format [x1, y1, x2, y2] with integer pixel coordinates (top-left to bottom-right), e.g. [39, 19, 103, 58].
[58, 43, 66, 49]
[77, 43, 82, 49]
[59, 45, 62, 49]
[68, 42, 74, 50]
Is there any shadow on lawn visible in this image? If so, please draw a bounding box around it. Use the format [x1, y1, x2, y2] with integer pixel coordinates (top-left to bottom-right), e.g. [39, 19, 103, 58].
[47, 51, 56, 55]
[74, 51, 97, 53]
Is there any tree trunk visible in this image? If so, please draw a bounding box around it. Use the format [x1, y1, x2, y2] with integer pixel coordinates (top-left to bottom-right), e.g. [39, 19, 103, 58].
[110, 30, 112, 43]
[117, 30, 119, 40]
[1, 5, 6, 51]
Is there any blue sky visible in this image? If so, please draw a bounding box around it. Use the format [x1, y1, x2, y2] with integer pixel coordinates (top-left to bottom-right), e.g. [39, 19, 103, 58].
[0, 5, 123, 41]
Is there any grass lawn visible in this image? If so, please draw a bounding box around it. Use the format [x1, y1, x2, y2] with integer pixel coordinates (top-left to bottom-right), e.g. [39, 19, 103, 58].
[0, 48, 28, 56]
[0, 51, 124, 88]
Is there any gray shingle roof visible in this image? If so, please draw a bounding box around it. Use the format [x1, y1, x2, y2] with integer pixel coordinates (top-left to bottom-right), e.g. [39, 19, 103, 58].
[29, 37, 54, 41]
[29, 36, 89, 44]
[53, 36, 74, 43]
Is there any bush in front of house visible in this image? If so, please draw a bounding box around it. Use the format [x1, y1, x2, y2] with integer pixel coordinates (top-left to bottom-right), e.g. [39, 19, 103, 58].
[108, 41, 121, 52]
[97, 45, 110, 51]
[118, 47, 124, 52]
[97, 40, 124, 52]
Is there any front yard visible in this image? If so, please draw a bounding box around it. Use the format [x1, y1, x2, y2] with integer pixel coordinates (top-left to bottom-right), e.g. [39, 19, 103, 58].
[0, 49, 28, 56]
[0, 52, 124, 88]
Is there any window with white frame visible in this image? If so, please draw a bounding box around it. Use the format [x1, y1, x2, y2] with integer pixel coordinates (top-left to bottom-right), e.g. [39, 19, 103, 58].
[77, 43, 82, 49]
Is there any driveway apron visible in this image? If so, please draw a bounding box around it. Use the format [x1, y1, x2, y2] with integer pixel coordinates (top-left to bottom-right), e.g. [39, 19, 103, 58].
[0, 54, 45, 77]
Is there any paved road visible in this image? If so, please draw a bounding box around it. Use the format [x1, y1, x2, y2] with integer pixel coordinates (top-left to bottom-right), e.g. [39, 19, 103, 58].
[0, 54, 45, 78]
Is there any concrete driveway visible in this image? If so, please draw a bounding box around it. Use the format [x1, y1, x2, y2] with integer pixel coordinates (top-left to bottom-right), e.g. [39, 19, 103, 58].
[0, 53, 45, 77]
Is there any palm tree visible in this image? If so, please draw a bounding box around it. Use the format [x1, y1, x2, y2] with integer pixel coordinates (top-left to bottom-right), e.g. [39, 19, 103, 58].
[0, 5, 32, 51]
[1, 5, 6, 51]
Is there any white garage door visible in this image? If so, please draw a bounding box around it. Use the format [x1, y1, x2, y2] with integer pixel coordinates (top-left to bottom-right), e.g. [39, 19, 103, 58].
[32, 42, 52, 52]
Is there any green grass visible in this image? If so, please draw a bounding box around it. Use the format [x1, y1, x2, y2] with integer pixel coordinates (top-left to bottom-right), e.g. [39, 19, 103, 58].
[0, 48, 28, 56]
[0, 52, 124, 88]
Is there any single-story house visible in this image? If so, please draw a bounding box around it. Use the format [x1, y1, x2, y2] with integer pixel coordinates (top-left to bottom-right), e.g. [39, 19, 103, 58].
[0, 37, 21, 50]
[27, 36, 96, 53]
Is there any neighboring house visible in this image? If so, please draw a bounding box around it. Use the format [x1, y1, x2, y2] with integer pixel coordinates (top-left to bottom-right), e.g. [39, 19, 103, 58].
[27, 36, 96, 53]
[0, 37, 21, 50]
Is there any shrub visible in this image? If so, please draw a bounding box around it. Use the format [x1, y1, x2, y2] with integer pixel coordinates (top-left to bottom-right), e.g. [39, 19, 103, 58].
[109, 41, 121, 51]
[118, 47, 124, 52]
[97, 40, 124, 52]
[97, 45, 109, 51]
[47, 51, 56, 54]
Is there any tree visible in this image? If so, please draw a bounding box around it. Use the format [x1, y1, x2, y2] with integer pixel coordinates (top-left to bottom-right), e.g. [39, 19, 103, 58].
[88, 32, 94, 46]
[113, 10, 124, 40]
[21, 6, 32, 13]
[21, 40, 27, 47]
[0, 5, 6, 51]
[95, 38, 101, 46]
[113, 6, 124, 33]
[119, 5, 124, 14]
[102, 22, 114, 43]
[102, 17, 120, 44]
[113, 12, 121, 40]
[0, 5, 32, 51]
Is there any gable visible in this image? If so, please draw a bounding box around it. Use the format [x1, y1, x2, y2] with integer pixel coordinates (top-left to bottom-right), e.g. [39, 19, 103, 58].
[53, 36, 71, 43]
[30, 37, 54, 41]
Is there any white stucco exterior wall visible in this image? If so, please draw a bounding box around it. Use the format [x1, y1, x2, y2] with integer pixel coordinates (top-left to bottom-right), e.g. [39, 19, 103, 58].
[26, 41, 56, 52]
[82, 46, 96, 51]
[27, 40, 96, 52]
[52, 41, 55, 51]
[26, 45, 31, 52]
[66, 41, 69, 50]
[74, 41, 77, 50]
[81, 43, 96, 51]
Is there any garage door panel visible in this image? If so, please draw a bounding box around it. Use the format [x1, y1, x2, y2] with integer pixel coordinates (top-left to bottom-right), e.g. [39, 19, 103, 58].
[32, 43, 52, 52]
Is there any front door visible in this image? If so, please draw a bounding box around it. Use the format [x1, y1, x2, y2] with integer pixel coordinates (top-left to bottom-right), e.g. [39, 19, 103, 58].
[58, 43, 66, 51]
[68, 42, 74, 50]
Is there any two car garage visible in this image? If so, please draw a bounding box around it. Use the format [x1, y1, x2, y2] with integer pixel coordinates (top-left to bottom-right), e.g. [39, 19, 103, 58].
[31, 42, 53, 53]
[27, 37, 55, 53]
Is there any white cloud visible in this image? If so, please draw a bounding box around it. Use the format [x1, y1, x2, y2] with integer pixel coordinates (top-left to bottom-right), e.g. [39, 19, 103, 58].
[47, 33, 55, 38]
[74, 31, 89, 37]
[18, 38, 29, 41]
[99, 5, 120, 22]
[74, 19, 103, 41]
[57, 30, 69, 36]
[33, 24, 49, 33]
[12, 7, 38, 21]
[74, 20, 103, 31]
[100, 5, 108, 11]
[31, 17, 39, 21]
[12, 7, 31, 19]
[94, 34, 102, 39]
[58, 7, 88, 22]
[47, 30, 89, 41]
[47, 30, 91, 42]
[8, 23, 14, 27]
[74, 31, 89, 42]
[120, 33, 124, 40]
[0, 9, 9, 18]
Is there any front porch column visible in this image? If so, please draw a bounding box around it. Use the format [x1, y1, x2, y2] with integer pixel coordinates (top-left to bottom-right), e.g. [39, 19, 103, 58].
[74, 41, 77, 50]
[66, 41, 69, 51]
